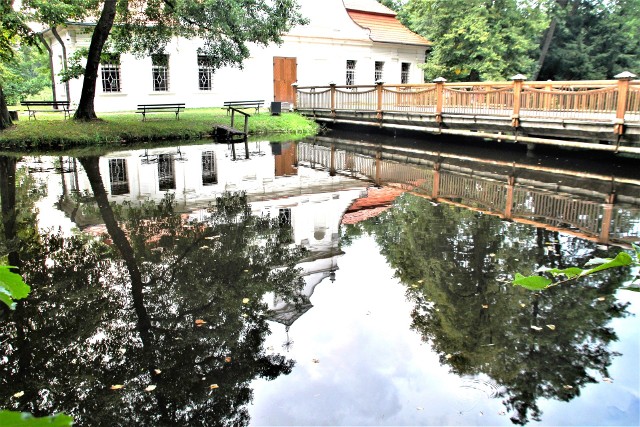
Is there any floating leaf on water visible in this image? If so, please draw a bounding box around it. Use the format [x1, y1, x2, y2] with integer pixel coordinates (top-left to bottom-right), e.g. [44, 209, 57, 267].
[513, 273, 552, 291]
[154, 369, 162, 375]
[445, 354, 453, 359]
[546, 324, 556, 330]
[204, 235, 220, 240]
[482, 304, 489, 309]
[416, 407, 424, 411]
[241, 313, 248, 318]
[210, 384, 219, 389]
[563, 385, 573, 390]
[602, 377, 613, 383]
[520, 303, 526, 308]
[597, 297, 606, 301]
[118, 348, 126, 354]
[144, 385, 156, 392]
[225, 357, 232, 363]
[195, 319, 207, 326]
[312, 359, 320, 364]
[242, 298, 250, 304]
[110, 384, 125, 390]
[243, 270, 249, 273]
[531, 326, 543, 331]
[13, 391, 24, 398]
[417, 280, 424, 284]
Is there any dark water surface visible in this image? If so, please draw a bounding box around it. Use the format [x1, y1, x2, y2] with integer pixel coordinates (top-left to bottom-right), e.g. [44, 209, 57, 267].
[1, 134, 638, 426]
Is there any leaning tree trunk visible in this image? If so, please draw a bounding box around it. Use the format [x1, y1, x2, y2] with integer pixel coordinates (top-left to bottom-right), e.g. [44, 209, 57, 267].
[74, 0, 117, 120]
[0, 84, 13, 130]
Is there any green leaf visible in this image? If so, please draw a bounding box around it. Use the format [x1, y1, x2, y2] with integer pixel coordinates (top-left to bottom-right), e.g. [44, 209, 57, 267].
[0, 410, 73, 426]
[512, 273, 552, 290]
[0, 265, 30, 309]
[546, 267, 584, 278]
[621, 286, 640, 292]
[583, 252, 633, 276]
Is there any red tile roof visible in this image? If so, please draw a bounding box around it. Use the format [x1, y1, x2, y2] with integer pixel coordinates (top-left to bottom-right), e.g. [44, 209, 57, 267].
[346, 10, 431, 46]
[343, 0, 397, 16]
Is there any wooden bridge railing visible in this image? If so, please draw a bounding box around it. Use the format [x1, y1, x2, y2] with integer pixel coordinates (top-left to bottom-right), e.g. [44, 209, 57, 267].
[295, 72, 639, 136]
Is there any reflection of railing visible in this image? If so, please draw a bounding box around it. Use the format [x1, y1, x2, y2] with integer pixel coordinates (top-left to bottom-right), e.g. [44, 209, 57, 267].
[296, 73, 639, 137]
[296, 142, 640, 246]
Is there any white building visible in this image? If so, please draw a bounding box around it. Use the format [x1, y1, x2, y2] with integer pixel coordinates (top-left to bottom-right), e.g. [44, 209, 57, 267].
[41, 0, 431, 112]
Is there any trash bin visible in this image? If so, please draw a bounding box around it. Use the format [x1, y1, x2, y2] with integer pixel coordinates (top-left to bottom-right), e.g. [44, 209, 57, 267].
[8, 110, 18, 121]
[270, 102, 281, 116]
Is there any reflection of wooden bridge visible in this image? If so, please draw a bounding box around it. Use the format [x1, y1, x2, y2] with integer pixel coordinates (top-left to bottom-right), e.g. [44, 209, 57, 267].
[296, 139, 640, 247]
[295, 73, 640, 154]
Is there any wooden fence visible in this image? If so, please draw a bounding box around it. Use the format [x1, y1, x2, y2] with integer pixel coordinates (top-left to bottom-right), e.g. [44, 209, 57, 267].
[295, 72, 640, 136]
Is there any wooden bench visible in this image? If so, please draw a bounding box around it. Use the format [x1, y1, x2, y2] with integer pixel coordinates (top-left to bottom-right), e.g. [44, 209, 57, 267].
[223, 100, 264, 114]
[22, 100, 72, 120]
[136, 103, 185, 121]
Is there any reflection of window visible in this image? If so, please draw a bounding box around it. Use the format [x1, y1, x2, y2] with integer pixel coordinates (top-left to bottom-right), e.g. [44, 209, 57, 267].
[109, 159, 129, 195]
[401, 62, 410, 84]
[374, 61, 384, 82]
[197, 55, 214, 91]
[201, 151, 217, 185]
[101, 54, 121, 92]
[152, 54, 169, 91]
[346, 60, 356, 85]
[158, 154, 175, 191]
[278, 208, 292, 227]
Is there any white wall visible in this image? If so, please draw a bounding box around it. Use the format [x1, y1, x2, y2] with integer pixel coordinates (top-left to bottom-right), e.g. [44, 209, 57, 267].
[43, 0, 427, 112]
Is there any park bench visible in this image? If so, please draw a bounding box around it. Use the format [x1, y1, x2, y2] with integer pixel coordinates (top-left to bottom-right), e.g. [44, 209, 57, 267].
[223, 100, 264, 114]
[136, 103, 185, 121]
[22, 100, 72, 120]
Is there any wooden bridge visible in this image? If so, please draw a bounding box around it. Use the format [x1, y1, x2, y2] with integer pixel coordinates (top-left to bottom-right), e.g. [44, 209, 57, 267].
[294, 72, 640, 155]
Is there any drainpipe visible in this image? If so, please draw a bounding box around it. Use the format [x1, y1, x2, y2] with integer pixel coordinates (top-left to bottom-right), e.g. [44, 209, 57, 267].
[37, 33, 58, 103]
[51, 27, 70, 103]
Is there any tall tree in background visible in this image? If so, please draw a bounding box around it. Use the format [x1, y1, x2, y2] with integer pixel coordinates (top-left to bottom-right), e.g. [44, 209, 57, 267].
[0, 0, 37, 130]
[536, 0, 640, 80]
[403, 0, 547, 81]
[23, 0, 307, 120]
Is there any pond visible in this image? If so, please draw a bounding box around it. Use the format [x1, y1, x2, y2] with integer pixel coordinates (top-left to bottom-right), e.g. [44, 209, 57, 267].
[1, 132, 639, 426]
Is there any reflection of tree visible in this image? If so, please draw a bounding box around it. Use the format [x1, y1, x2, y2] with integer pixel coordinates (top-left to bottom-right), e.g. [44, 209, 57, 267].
[0, 156, 305, 426]
[346, 194, 631, 425]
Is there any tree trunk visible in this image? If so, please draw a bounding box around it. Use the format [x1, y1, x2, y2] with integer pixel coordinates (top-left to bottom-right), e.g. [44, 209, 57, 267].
[74, 0, 117, 120]
[533, 0, 573, 81]
[0, 84, 13, 130]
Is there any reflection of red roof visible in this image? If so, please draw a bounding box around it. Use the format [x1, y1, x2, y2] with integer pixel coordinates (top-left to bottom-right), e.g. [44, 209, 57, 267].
[342, 187, 405, 224]
[344, 0, 431, 47]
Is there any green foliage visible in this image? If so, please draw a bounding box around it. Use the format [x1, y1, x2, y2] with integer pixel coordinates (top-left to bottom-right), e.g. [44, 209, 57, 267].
[0, 265, 29, 309]
[1, 45, 51, 105]
[538, 0, 640, 80]
[58, 47, 88, 83]
[513, 246, 639, 291]
[403, 0, 548, 81]
[0, 411, 72, 426]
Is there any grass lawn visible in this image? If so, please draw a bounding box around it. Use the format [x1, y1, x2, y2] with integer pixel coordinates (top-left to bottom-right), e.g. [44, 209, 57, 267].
[0, 107, 319, 150]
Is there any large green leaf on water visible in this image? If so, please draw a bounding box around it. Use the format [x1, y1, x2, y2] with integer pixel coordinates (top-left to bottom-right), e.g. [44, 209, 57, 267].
[0, 265, 30, 310]
[512, 273, 552, 291]
[0, 411, 73, 426]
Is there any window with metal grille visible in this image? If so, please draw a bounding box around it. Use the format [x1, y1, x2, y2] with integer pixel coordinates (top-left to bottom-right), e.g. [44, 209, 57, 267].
[158, 154, 175, 191]
[401, 62, 410, 84]
[346, 60, 356, 85]
[201, 151, 217, 185]
[108, 159, 129, 195]
[101, 63, 121, 92]
[151, 54, 169, 92]
[278, 208, 292, 227]
[197, 55, 214, 91]
[374, 61, 384, 82]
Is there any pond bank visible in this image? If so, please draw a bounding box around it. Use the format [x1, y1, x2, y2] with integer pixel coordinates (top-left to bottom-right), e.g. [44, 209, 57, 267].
[0, 107, 318, 150]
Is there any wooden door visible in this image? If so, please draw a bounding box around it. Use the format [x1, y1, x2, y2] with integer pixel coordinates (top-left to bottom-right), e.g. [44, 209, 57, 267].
[273, 57, 297, 104]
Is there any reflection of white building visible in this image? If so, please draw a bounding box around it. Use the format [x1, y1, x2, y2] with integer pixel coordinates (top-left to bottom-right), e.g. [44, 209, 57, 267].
[53, 141, 368, 330]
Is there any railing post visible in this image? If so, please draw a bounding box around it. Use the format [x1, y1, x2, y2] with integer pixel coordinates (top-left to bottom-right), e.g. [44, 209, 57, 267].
[504, 175, 515, 220]
[376, 80, 384, 120]
[432, 161, 441, 199]
[330, 144, 336, 177]
[329, 82, 337, 116]
[511, 74, 527, 129]
[292, 82, 298, 110]
[433, 77, 446, 124]
[375, 151, 382, 186]
[544, 80, 553, 111]
[614, 71, 637, 136]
